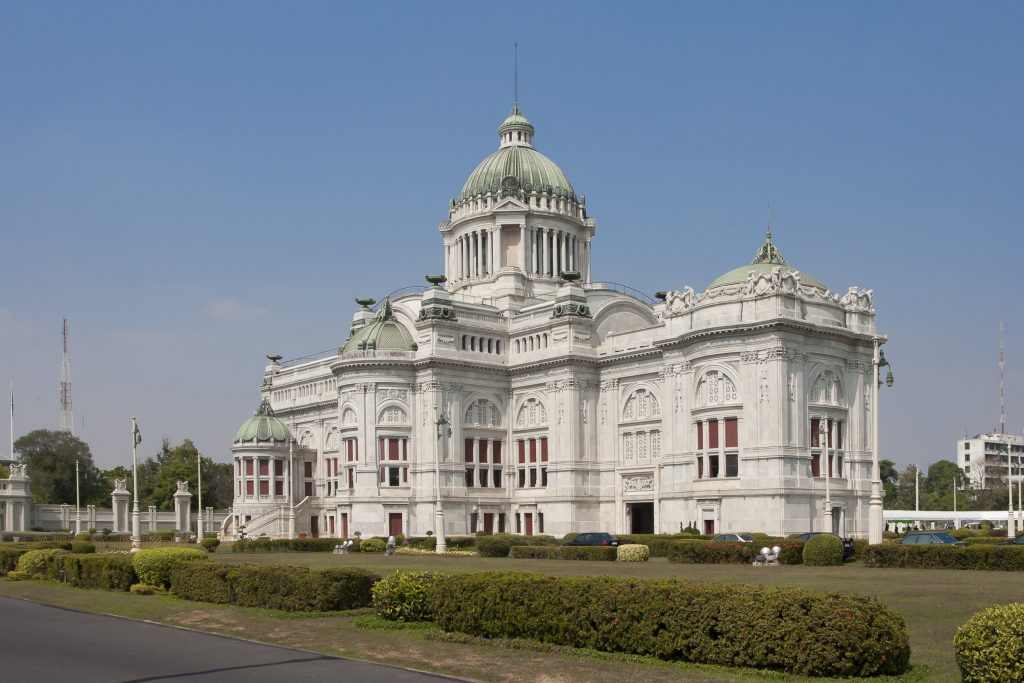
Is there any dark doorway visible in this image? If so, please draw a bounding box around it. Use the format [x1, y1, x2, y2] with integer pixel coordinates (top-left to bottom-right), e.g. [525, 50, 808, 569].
[628, 502, 654, 534]
[388, 513, 403, 537]
[310, 516, 319, 538]
[703, 519, 715, 535]
[483, 512, 494, 534]
[524, 513, 534, 536]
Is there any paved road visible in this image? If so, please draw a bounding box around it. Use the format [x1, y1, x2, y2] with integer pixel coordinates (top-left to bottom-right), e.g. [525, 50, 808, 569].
[0, 596, 466, 682]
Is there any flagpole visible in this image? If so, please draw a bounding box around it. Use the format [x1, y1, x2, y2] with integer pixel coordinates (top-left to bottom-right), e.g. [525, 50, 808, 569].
[75, 459, 81, 534]
[131, 416, 141, 552]
[196, 452, 203, 544]
[9, 381, 14, 462]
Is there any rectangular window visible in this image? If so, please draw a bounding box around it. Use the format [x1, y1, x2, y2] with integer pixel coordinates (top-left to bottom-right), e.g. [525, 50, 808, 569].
[347, 468, 354, 489]
[493, 441, 502, 464]
[518, 440, 526, 464]
[479, 442, 488, 464]
[304, 481, 313, 497]
[304, 461, 313, 478]
[493, 468, 502, 488]
[274, 480, 283, 496]
[725, 418, 738, 448]
[836, 455, 844, 478]
[515, 513, 521, 534]
[811, 453, 821, 477]
[696, 421, 703, 450]
[708, 420, 719, 449]
[402, 467, 408, 484]
[541, 467, 548, 487]
[245, 459, 253, 476]
[518, 469, 526, 487]
[465, 468, 474, 487]
[389, 467, 400, 487]
[246, 480, 254, 496]
[259, 459, 269, 476]
[810, 418, 820, 447]
[538, 512, 544, 534]
[389, 439, 400, 461]
[529, 439, 537, 463]
[726, 453, 738, 477]
[709, 454, 719, 478]
[479, 468, 488, 487]
[465, 438, 474, 463]
[380, 466, 385, 483]
[529, 468, 537, 487]
[498, 512, 506, 533]
[470, 512, 478, 533]
[835, 421, 843, 450]
[259, 480, 269, 496]
[541, 437, 549, 462]
[697, 456, 704, 479]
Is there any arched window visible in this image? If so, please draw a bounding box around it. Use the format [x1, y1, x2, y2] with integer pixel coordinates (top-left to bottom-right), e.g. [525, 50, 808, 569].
[695, 370, 738, 407]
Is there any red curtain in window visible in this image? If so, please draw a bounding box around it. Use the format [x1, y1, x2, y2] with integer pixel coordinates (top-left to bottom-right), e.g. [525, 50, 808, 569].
[696, 421, 703, 450]
[348, 469, 354, 489]
[529, 439, 537, 463]
[274, 480, 283, 496]
[493, 441, 502, 464]
[812, 453, 821, 477]
[465, 438, 474, 463]
[245, 459, 253, 475]
[479, 441, 488, 464]
[518, 440, 525, 464]
[725, 418, 738, 448]
[246, 481, 254, 495]
[708, 419, 719, 449]
[304, 461, 313, 478]
[259, 480, 269, 495]
[835, 421, 842, 449]
[258, 458, 269, 476]
[347, 440, 353, 461]
[697, 457, 704, 479]
[379, 439, 385, 461]
[389, 439, 400, 461]
[541, 438, 548, 462]
[810, 418, 820, 447]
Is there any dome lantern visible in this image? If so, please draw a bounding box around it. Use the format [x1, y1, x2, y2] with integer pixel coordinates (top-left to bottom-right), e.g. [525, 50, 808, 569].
[499, 102, 535, 148]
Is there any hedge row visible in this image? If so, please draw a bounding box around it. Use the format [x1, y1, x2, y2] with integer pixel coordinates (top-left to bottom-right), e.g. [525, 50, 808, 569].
[232, 537, 343, 553]
[864, 544, 1024, 570]
[168, 561, 378, 611]
[425, 571, 910, 677]
[668, 540, 805, 565]
[508, 546, 617, 561]
[15, 550, 137, 591]
[476, 534, 559, 557]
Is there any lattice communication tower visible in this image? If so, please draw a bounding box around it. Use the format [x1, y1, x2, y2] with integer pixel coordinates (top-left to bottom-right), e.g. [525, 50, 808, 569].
[60, 317, 73, 433]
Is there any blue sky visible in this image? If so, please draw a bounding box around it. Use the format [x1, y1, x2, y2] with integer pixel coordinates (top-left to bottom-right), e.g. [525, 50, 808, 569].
[1, 2, 1021, 470]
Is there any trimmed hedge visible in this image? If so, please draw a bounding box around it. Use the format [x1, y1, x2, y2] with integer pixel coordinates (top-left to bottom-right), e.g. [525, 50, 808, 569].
[372, 571, 436, 622]
[616, 544, 649, 562]
[477, 534, 559, 557]
[50, 553, 136, 591]
[169, 560, 234, 604]
[509, 546, 617, 561]
[864, 544, 1024, 571]
[360, 538, 386, 553]
[427, 571, 910, 677]
[803, 534, 844, 566]
[70, 541, 96, 554]
[0, 547, 27, 572]
[668, 540, 804, 565]
[227, 564, 377, 611]
[850, 539, 869, 562]
[231, 537, 340, 553]
[132, 548, 207, 587]
[18, 548, 67, 576]
[964, 535, 1016, 545]
[954, 602, 1024, 682]
[616, 534, 690, 557]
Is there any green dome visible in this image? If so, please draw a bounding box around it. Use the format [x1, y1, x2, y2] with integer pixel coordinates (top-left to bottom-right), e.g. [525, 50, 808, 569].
[234, 398, 291, 444]
[458, 104, 576, 202]
[708, 232, 827, 290]
[341, 299, 417, 356]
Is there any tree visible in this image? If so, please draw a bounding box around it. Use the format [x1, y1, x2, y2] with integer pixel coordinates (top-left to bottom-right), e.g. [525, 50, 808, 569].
[14, 429, 104, 505]
[881, 459, 899, 507]
[204, 461, 234, 509]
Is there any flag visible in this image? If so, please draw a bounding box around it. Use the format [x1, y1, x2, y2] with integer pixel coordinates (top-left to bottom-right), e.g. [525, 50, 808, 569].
[133, 420, 142, 447]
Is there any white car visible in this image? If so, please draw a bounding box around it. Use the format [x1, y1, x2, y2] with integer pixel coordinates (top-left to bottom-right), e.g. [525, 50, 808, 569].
[711, 533, 754, 543]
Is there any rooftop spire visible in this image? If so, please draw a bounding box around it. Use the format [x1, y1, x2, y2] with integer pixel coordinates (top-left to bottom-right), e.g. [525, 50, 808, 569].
[514, 42, 518, 107]
[751, 230, 788, 266]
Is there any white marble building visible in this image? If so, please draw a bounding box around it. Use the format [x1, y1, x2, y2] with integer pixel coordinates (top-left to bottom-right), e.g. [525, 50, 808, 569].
[227, 104, 884, 541]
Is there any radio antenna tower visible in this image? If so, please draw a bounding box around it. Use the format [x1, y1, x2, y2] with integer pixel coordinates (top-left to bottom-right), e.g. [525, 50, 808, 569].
[999, 316, 1006, 435]
[60, 317, 73, 434]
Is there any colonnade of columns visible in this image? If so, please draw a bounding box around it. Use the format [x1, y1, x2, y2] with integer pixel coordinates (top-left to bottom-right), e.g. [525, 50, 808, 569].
[448, 226, 590, 282]
[235, 455, 291, 501]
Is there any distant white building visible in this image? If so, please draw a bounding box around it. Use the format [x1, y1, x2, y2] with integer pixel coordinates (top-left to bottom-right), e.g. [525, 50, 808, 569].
[957, 433, 1024, 489]
[227, 104, 885, 541]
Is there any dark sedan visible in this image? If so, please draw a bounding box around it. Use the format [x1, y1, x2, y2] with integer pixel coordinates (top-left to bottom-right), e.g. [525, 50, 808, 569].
[563, 532, 620, 547]
[999, 535, 1024, 546]
[900, 531, 968, 546]
[791, 531, 855, 559]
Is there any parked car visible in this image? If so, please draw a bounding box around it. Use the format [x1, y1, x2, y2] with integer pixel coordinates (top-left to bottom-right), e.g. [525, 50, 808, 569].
[999, 535, 1024, 546]
[790, 532, 855, 559]
[899, 532, 968, 546]
[563, 532, 620, 547]
[711, 533, 755, 543]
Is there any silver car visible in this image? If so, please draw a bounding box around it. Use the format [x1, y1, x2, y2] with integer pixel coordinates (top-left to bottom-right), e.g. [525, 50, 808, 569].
[711, 533, 754, 543]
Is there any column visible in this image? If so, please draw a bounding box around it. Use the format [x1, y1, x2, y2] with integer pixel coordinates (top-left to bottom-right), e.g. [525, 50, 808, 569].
[472, 232, 478, 278]
[541, 229, 549, 275]
[480, 231, 487, 275]
[531, 228, 538, 274]
[519, 224, 527, 271]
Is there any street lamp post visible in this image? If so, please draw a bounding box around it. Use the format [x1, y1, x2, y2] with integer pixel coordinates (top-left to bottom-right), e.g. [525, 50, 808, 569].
[915, 464, 920, 513]
[75, 459, 81, 535]
[434, 405, 450, 554]
[287, 431, 296, 540]
[130, 416, 141, 552]
[196, 453, 203, 543]
[820, 420, 832, 534]
[1007, 437, 1015, 536]
[869, 339, 893, 545]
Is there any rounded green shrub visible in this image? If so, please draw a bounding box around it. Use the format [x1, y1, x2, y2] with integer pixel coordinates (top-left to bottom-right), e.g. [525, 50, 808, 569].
[803, 534, 844, 566]
[70, 541, 96, 554]
[955, 602, 1024, 682]
[616, 544, 649, 562]
[132, 547, 207, 587]
[476, 534, 513, 557]
[17, 548, 66, 576]
[372, 571, 437, 622]
[359, 538, 386, 553]
[201, 537, 221, 553]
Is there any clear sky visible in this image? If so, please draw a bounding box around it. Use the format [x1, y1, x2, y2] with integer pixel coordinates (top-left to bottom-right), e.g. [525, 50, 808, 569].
[1, 2, 1022, 470]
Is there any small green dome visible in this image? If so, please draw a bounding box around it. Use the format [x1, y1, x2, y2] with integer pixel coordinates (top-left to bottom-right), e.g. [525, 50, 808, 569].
[708, 232, 827, 291]
[458, 104, 576, 202]
[341, 299, 417, 356]
[234, 398, 291, 444]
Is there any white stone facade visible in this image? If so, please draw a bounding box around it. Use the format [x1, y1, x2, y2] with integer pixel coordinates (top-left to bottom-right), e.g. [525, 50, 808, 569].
[229, 105, 883, 540]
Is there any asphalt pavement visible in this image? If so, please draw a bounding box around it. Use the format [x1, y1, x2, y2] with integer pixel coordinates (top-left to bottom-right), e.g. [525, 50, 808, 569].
[0, 595, 467, 682]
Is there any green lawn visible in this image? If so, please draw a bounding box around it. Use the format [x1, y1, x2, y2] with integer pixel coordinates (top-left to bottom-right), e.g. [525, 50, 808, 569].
[5, 549, 1022, 681]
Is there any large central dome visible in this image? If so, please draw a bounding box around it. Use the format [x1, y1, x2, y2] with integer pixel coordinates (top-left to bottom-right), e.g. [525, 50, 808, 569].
[458, 104, 576, 202]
